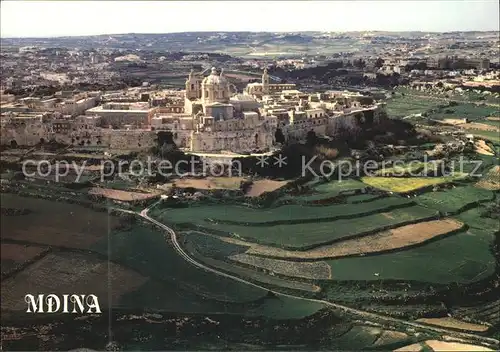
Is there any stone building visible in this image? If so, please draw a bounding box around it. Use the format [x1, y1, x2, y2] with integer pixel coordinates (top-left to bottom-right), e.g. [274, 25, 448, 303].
[1, 67, 385, 153]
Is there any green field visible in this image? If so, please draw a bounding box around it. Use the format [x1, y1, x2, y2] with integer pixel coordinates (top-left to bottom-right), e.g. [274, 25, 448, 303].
[278, 179, 369, 203]
[427, 103, 498, 122]
[151, 196, 413, 226]
[313, 179, 367, 193]
[91, 224, 325, 317]
[91, 225, 265, 303]
[326, 227, 496, 284]
[167, 205, 437, 249]
[346, 193, 383, 203]
[385, 95, 442, 118]
[415, 186, 494, 213]
[179, 231, 249, 260]
[373, 161, 443, 177]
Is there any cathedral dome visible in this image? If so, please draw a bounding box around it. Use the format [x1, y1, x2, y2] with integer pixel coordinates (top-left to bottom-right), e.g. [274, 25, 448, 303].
[202, 67, 228, 86]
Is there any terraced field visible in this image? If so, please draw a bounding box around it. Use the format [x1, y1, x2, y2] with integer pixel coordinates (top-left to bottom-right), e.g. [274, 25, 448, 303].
[452, 300, 500, 327]
[232, 218, 464, 260]
[325, 227, 496, 284]
[158, 204, 437, 249]
[373, 161, 444, 177]
[361, 174, 467, 193]
[278, 179, 369, 203]
[476, 165, 500, 190]
[385, 94, 442, 118]
[228, 253, 332, 279]
[152, 196, 413, 226]
[415, 186, 495, 213]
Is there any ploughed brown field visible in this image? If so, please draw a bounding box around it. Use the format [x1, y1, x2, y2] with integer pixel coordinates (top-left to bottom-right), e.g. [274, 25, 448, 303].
[0, 194, 120, 249]
[424, 340, 494, 351]
[173, 177, 245, 190]
[1, 252, 148, 311]
[476, 165, 500, 190]
[463, 122, 500, 131]
[1, 243, 49, 276]
[415, 317, 490, 332]
[88, 187, 161, 202]
[219, 219, 464, 260]
[474, 140, 495, 156]
[245, 179, 288, 197]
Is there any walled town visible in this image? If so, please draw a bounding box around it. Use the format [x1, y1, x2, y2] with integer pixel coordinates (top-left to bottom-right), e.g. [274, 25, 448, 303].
[1, 67, 384, 154]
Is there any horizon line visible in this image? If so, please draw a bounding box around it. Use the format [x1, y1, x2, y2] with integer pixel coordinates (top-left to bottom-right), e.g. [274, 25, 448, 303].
[2, 29, 499, 40]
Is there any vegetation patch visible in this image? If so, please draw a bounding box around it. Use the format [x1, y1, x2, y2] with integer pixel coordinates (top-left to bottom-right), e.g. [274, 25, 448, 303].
[313, 179, 367, 193]
[475, 165, 500, 190]
[1, 252, 148, 311]
[1, 243, 49, 277]
[88, 187, 161, 202]
[415, 186, 494, 213]
[177, 205, 437, 250]
[241, 218, 463, 260]
[325, 227, 496, 284]
[361, 175, 466, 193]
[229, 253, 332, 279]
[0, 193, 120, 249]
[91, 224, 266, 304]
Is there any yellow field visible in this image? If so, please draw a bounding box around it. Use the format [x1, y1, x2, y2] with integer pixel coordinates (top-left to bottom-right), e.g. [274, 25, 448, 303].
[361, 175, 466, 193]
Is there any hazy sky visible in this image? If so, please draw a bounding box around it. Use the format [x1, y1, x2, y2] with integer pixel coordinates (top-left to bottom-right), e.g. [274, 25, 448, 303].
[1, 1, 499, 37]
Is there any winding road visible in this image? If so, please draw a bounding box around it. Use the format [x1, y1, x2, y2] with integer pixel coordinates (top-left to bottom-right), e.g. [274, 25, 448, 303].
[112, 204, 499, 348]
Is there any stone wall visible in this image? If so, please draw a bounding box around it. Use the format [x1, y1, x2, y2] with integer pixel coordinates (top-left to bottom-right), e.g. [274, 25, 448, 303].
[1, 122, 157, 151]
[190, 127, 273, 152]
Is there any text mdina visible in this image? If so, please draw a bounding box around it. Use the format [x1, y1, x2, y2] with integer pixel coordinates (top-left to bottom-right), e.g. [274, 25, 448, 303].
[25, 294, 102, 314]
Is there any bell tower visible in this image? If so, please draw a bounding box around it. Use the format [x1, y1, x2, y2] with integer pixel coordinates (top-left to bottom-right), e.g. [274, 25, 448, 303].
[262, 68, 269, 94]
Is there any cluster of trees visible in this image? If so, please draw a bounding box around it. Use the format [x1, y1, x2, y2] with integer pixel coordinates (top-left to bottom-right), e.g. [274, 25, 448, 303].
[4, 78, 143, 97]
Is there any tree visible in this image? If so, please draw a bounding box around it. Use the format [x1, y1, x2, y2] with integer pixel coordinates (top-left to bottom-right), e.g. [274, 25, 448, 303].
[374, 57, 384, 68]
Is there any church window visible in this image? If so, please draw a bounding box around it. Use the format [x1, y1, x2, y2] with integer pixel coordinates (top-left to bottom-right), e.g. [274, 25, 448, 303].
[191, 84, 194, 90]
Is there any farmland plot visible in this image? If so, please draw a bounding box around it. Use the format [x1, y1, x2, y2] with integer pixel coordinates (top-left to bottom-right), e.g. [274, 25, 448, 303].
[326, 227, 496, 284]
[91, 225, 267, 303]
[475, 165, 500, 190]
[186, 205, 437, 249]
[313, 179, 367, 194]
[229, 253, 332, 279]
[415, 186, 494, 213]
[1, 243, 49, 276]
[88, 187, 161, 202]
[241, 219, 464, 260]
[361, 175, 467, 193]
[415, 317, 489, 332]
[152, 197, 413, 226]
[1, 252, 148, 311]
[0, 193, 120, 249]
